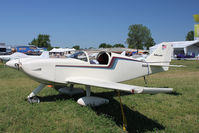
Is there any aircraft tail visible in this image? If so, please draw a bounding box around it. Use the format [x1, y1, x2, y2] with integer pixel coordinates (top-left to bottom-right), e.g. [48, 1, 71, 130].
[145, 42, 173, 71]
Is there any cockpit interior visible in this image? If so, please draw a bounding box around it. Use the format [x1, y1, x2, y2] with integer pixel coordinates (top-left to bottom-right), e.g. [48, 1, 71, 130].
[69, 51, 111, 65]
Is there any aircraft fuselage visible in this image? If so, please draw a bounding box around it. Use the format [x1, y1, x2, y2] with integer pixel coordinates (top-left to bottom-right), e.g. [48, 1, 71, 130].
[12, 53, 164, 85]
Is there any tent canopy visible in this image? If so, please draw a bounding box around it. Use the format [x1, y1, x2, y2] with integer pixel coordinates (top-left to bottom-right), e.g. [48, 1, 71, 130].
[50, 48, 75, 53]
[150, 40, 199, 50]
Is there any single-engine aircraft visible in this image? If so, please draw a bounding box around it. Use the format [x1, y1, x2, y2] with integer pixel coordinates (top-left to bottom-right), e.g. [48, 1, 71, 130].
[6, 42, 173, 106]
[0, 51, 49, 62]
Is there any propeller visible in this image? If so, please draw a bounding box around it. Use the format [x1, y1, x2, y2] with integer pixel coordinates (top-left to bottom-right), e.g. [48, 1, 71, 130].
[14, 59, 22, 70]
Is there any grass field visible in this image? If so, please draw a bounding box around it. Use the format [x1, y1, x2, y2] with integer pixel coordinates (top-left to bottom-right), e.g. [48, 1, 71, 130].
[0, 60, 199, 133]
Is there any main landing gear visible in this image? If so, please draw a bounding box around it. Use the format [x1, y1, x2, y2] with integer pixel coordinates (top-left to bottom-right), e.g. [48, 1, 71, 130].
[77, 85, 109, 106]
[57, 84, 84, 96]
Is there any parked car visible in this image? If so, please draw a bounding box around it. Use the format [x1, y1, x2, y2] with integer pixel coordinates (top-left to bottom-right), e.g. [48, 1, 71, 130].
[177, 53, 195, 59]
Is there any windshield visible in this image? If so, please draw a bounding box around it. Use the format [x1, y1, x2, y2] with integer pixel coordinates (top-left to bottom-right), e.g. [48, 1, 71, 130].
[69, 51, 88, 62]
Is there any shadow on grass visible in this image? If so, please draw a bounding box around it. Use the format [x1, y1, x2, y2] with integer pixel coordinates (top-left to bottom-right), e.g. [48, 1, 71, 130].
[39, 90, 128, 102]
[39, 94, 82, 102]
[167, 91, 182, 96]
[93, 91, 164, 133]
[39, 91, 164, 133]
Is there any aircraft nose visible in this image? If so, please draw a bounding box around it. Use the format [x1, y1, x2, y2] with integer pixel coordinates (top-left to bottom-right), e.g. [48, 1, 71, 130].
[6, 59, 21, 70]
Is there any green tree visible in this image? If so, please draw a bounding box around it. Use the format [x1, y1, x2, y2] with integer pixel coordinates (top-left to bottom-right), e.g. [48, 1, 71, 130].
[106, 44, 112, 48]
[99, 43, 107, 48]
[144, 37, 155, 50]
[186, 31, 194, 41]
[30, 38, 38, 46]
[73, 45, 80, 50]
[99, 43, 112, 48]
[29, 34, 52, 50]
[126, 24, 152, 52]
[113, 43, 125, 48]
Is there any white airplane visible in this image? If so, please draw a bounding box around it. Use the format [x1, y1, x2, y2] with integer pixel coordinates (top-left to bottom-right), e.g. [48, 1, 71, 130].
[6, 42, 173, 106]
[0, 51, 49, 62]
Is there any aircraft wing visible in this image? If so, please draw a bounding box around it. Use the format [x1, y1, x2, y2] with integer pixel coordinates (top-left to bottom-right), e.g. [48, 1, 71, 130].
[66, 78, 173, 94]
[148, 64, 185, 67]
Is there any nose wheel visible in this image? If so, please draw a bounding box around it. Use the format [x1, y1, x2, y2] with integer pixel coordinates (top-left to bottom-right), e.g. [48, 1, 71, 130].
[27, 96, 40, 103]
[27, 84, 46, 103]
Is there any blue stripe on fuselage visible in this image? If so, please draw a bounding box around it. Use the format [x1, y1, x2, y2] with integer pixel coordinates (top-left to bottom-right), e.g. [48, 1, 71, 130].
[55, 57, 142, 70]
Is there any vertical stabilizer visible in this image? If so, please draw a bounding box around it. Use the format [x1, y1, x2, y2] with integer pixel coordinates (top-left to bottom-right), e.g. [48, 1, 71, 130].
[146, 42, 173, 71]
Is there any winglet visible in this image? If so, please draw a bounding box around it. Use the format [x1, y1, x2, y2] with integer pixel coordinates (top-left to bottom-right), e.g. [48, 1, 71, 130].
[133, 87, 173, 94]
[142, 87, 173, 94]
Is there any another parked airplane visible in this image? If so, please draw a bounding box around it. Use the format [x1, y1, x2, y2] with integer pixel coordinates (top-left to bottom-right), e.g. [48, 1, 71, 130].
[0, 51, 49, 62]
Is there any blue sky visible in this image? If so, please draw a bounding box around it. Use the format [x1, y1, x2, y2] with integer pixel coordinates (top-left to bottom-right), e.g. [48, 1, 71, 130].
[0, 0, 198, 48]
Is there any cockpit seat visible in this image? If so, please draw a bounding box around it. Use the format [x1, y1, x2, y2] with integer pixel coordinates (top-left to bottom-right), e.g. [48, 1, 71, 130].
[96, 52, 109, 65]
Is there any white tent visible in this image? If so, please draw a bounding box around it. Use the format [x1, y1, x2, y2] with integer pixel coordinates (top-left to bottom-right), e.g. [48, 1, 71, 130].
[49, 48, 75, 53]
[49, 48, 76, 58]
[150, 40, 199, 58]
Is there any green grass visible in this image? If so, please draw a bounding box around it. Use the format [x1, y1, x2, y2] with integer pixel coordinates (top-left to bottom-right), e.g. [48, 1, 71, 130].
[0, 60, 199, 133]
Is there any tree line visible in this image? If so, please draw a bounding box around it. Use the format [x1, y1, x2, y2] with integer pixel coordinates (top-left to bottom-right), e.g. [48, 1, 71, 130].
[29, 34, 52, 50]
[29, 24, 194, 50]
